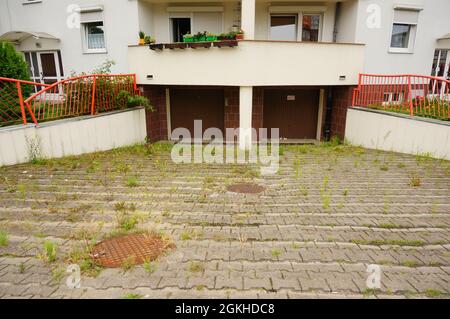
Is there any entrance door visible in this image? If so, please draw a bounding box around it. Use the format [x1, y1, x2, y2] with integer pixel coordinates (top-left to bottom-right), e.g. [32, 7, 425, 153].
[263, 88, 319, 139]
[23, 51, 63, 87]
[170, 88, 224, 138]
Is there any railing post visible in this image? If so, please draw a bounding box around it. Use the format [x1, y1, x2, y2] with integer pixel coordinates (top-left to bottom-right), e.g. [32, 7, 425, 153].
[91, 75, 97, 115]
[407, 75, 413, 116]
[16, 81, 27, 124]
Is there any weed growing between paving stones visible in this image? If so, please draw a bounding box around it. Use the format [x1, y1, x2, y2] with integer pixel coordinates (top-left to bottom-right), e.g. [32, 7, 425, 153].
[0, 230, 8, 246]
[121, 255, 136, 272]
[409, 174, 422, 187]
[41, 241, 57, 263]
[143, 258, 157, 273]
[351, 239, 426, 247]
[126, 176, 139, 187]
[188, 261, 204, 273]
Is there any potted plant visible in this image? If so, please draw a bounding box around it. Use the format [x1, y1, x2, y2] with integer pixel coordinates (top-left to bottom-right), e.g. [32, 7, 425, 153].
[138, 31, 145, 45]
[194, 31, 207, 42]
[235, 29, 244, 40]
[144, 35, 155, 44]
[183, 33, 194, 43]
[206, 33, 217, 41]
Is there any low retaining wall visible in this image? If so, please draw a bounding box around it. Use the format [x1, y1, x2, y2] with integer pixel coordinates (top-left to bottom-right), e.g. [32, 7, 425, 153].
[0, 107, 147, 166]
[345, 107, 450, 160]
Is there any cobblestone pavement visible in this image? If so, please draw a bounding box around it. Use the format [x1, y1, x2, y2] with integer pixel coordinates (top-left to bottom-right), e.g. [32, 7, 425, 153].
[0, 143, 449, 299]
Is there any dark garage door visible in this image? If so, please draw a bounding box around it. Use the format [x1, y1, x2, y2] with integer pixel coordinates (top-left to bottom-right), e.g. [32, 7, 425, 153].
[263, 88, 319, 139]
[170, 88, 224, 137]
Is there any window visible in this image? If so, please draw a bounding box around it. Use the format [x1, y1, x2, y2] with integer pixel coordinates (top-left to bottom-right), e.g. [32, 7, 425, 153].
[270, 15, 297, 41]
[390, 24, 411, 48]
[84, 22, 105, 51]
[171, 18, 191, 42]
[302, 14, 320, 42]
[389, 9, 419, 53]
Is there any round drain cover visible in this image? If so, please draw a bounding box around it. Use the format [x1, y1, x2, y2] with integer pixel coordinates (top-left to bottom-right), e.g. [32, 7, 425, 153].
[91, 233, 174, 268]
[227, 183, 265, 194]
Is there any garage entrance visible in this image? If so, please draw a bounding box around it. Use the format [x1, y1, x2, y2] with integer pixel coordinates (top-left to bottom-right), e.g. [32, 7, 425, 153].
[263, 88, 320, 139]
[170, 88, 224, 137]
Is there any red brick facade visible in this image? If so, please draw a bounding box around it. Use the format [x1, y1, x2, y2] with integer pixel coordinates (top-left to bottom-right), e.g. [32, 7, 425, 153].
[142, 85, 168, 141]
[224, 87, 239, 130]
[142, 85, 349, 142]
[330, 86, 356, 140]
[252, 87, 264, 131]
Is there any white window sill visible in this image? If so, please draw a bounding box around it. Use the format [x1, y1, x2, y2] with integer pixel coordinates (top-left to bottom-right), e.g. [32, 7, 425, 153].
[83, 49, 107, 55]
[388, 48, 414, 54]
[23, 0, 42, 5]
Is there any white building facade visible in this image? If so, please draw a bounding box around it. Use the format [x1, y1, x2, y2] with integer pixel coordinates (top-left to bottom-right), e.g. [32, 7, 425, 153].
[1, 0, 449, 141]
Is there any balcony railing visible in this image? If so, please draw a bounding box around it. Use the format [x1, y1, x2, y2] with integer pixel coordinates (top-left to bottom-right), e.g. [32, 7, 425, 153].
[352, 74, 450, 121]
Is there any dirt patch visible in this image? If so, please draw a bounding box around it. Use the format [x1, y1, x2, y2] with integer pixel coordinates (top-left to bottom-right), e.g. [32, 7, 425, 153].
[91, 233, 174, 268]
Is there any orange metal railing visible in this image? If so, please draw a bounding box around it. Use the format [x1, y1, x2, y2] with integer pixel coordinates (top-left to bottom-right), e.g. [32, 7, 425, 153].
[24, 74, 140, 124]
[352, 74, 450, 120]
[0, 77, 49, 127]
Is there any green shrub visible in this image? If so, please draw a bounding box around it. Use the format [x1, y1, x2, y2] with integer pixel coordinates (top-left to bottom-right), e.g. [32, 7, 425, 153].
[116, 90, 153, 111]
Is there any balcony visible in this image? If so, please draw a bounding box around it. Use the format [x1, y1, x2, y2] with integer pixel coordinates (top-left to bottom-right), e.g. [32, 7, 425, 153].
[128, 40, 365, 86]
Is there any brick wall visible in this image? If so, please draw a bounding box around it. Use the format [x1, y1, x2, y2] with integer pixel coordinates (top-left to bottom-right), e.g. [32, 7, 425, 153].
[252, 87, 264, 131]
[224, 87, 239, 130]
[142, 85, 168, 141]
[330, 86, 356, 140]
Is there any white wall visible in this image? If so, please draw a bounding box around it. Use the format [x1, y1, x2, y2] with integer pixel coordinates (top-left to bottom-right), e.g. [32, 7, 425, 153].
[0, 0, 140, 74]
[345, 107, 450, 160]
[129, 40, 365, 86]
[0, 108, 147, 167]
[354, 0, 450, 75]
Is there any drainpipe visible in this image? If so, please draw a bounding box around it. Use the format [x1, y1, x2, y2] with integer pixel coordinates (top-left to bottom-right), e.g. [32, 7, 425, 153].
[333, 2, 342, 42]
[324, 88, 334, 141]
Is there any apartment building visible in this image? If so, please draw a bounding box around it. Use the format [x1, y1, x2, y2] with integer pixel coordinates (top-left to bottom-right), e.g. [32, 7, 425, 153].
[1, 0, 449, 142]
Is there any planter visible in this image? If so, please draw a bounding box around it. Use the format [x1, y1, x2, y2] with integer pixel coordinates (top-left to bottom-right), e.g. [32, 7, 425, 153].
[187, 42, 212, 49]
[213, 40, 238, 48]
[235, 33, 244, 40]
[164, 43, 187, 50]
[149, 43, 163, 50]
[139, 39, 145, 45]
[195, 35, 207, 42]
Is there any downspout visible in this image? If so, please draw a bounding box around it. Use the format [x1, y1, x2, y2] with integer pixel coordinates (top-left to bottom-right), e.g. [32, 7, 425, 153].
[324, 88, 334, 141]
[333, 2, 342, 42]
[324, 1, 341, 140]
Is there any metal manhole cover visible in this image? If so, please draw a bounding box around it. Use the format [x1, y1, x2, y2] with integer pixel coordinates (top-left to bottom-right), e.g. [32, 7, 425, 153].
[227, 183, 265, 194]
[91, 233, 174, 268]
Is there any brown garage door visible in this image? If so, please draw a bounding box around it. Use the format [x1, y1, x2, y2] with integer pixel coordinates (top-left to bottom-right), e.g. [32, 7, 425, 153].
[263, 88, 319, 139]
[170, 88, 224, 137]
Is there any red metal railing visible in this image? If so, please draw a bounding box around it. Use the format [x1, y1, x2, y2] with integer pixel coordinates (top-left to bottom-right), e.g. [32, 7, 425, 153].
[0, 77, 49, 127]
[352, 74, 450, 120]
[24, 74, 140, 124]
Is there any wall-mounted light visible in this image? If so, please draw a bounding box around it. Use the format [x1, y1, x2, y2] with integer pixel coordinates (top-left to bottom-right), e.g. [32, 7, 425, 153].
[339, 75, 346, 80]
[146, 75, 153, 80]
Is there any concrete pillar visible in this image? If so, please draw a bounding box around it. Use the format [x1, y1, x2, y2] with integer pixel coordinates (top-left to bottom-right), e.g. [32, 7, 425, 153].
[241, 0, 255, 40]
[239, 86, 253, 149]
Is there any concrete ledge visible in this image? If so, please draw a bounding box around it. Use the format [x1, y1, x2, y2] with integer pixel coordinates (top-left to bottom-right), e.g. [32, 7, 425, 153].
[0, 107, 147, 166]
[345, 107, 450, 160]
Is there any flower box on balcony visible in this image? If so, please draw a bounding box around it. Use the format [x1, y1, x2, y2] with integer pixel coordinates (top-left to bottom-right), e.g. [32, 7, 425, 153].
[164, 43, 187, 50]
[213, 40, 238, 48]
[149, 43, 164, 51]
[187, 42, 212, 49]
[183, 34, 194, 43]
[206, 35, 217, 42]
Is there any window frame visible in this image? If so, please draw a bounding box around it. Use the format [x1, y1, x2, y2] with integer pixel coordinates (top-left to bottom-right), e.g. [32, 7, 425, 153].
[388, 10, 419, 54]
[267, 10, 323, 42]
[81, 20, 107, 54]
